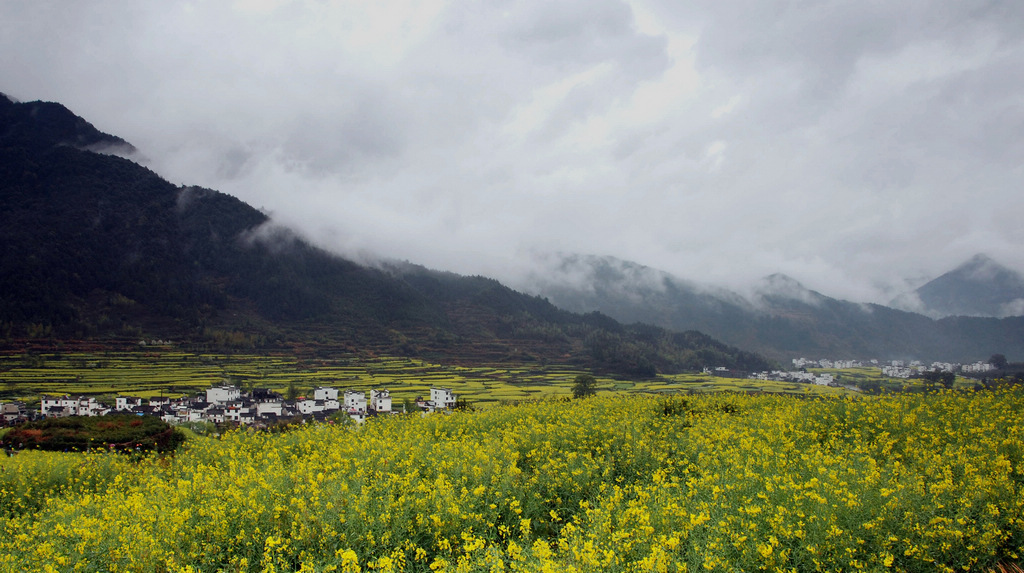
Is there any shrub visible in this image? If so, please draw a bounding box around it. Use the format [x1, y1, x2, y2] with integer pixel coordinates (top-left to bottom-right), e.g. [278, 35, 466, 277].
[1, 414, 185, 453]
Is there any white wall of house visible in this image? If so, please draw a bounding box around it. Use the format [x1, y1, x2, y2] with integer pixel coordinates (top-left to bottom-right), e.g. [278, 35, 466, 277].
[313, 387, 339, 401]
[40, 397, 63, 417]
[257, 401, 283, 416]
[44, 396, 102, 417]
[205, 409, 226, 423]
[1, 402, 27, 422]
[344, 391, 367, 413]
[371, 389, 391, 412]
[297, 399, 325, 415]
[206, 386, 241, 405]
[430, 388, 456, 409]
[116, 396, 142, 411]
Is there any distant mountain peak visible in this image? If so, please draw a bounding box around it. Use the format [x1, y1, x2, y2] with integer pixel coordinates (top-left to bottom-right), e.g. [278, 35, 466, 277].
[956, 253, 1008, 281]
[895, 253, 1024, 318]
[754, 273, 825, 306]
[759, 273, 804, 290]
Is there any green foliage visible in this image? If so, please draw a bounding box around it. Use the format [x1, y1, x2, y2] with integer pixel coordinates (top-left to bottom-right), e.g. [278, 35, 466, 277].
[175, 420, 217, 436]
[286, 379, 300, 401]
[1, 414, 185, 453]
[571, 373, 597, 398]
[920, 370, 956, 389]
[202, 328, 266, 349]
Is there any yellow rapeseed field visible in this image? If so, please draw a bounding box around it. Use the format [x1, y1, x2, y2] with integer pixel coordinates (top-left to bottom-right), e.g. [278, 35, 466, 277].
[1, 388, 1022, 572]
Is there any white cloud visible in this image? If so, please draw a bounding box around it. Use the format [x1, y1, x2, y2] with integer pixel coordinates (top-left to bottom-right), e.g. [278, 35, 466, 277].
[2, 0, 1023, 304]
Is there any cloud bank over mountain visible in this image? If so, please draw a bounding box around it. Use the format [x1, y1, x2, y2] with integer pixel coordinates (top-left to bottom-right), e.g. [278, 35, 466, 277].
[2, 0, 1023, 303]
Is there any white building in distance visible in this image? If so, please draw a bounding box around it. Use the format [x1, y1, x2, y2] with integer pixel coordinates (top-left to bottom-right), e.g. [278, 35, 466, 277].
[344, 391, 367, 414]
[314, 387, 339, 401]
[115, 396, 143, 411]
[40, 396, 107, 417]
[430, 388, 457, 409]
[370, 389, 392, 413]
[206, 385, 241, 405]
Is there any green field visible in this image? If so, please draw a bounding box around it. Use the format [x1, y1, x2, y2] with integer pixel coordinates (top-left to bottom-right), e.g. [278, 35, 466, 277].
[0, 349, 849, 408]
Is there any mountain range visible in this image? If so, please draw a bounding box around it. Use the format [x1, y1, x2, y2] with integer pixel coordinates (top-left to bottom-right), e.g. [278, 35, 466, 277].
[0, 93, 772, 376]
[517, 253, 1024, 363]
[3, 92, 1020, 368]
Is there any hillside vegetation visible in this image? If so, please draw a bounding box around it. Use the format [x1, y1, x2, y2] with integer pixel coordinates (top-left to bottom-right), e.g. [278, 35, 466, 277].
[1, 390, 1022, 572]
[1, 414, 184, 453]
[0, 95, 771, 376]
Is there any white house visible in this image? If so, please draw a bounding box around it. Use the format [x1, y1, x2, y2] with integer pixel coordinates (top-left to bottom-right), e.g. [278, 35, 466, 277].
[225, 406, 255, 424]
[204, 408, 226, 423]
[206, 385, 241, 405]
[344, 391, 367, 414]
[172, 406, 204, 423]
[41, 396, 106, 417]
[1, 402, 28, 423]
[313, 387, 339, 401]
[370, 389, 391, 413]
[962, 361, 995, 373]
[882, 366, 912, 379]
[814, 373, 835, 386]
[297, 399, 326, 415]
[116, 396, 143, 411]
[40, 396, 65, 417]
[429, 388, 456, 410]
[257, 401, 284, 417]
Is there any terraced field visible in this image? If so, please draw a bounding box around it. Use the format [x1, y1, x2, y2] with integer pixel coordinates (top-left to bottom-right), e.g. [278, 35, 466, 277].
[0, 349, 848, 407]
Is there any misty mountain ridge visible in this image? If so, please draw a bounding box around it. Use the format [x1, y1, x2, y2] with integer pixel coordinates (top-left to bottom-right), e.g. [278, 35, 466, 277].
[0, 95, 773, 376]
[0, 91, 134, 155]
[752, 273, 829, 307]
[4, 93, 1018, 367]
[890, 254, 1024, 319]
[519, 253, 1024, 362]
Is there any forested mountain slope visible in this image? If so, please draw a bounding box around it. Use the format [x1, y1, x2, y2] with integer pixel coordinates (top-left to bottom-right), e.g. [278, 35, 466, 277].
[0, 94, 772, 375]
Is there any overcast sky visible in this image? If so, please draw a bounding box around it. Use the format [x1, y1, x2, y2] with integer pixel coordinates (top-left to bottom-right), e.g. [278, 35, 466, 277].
[3, 0, 1023, 303]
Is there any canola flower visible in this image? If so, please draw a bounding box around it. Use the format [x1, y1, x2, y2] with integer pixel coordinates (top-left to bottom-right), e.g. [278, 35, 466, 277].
[0, 388, 1022, 572]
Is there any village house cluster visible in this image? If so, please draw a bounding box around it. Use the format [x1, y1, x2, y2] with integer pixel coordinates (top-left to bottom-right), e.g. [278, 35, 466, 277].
[0, 386, 458, 426]
[738, 357, 1000, 386]
[792, 357, 997, 379]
